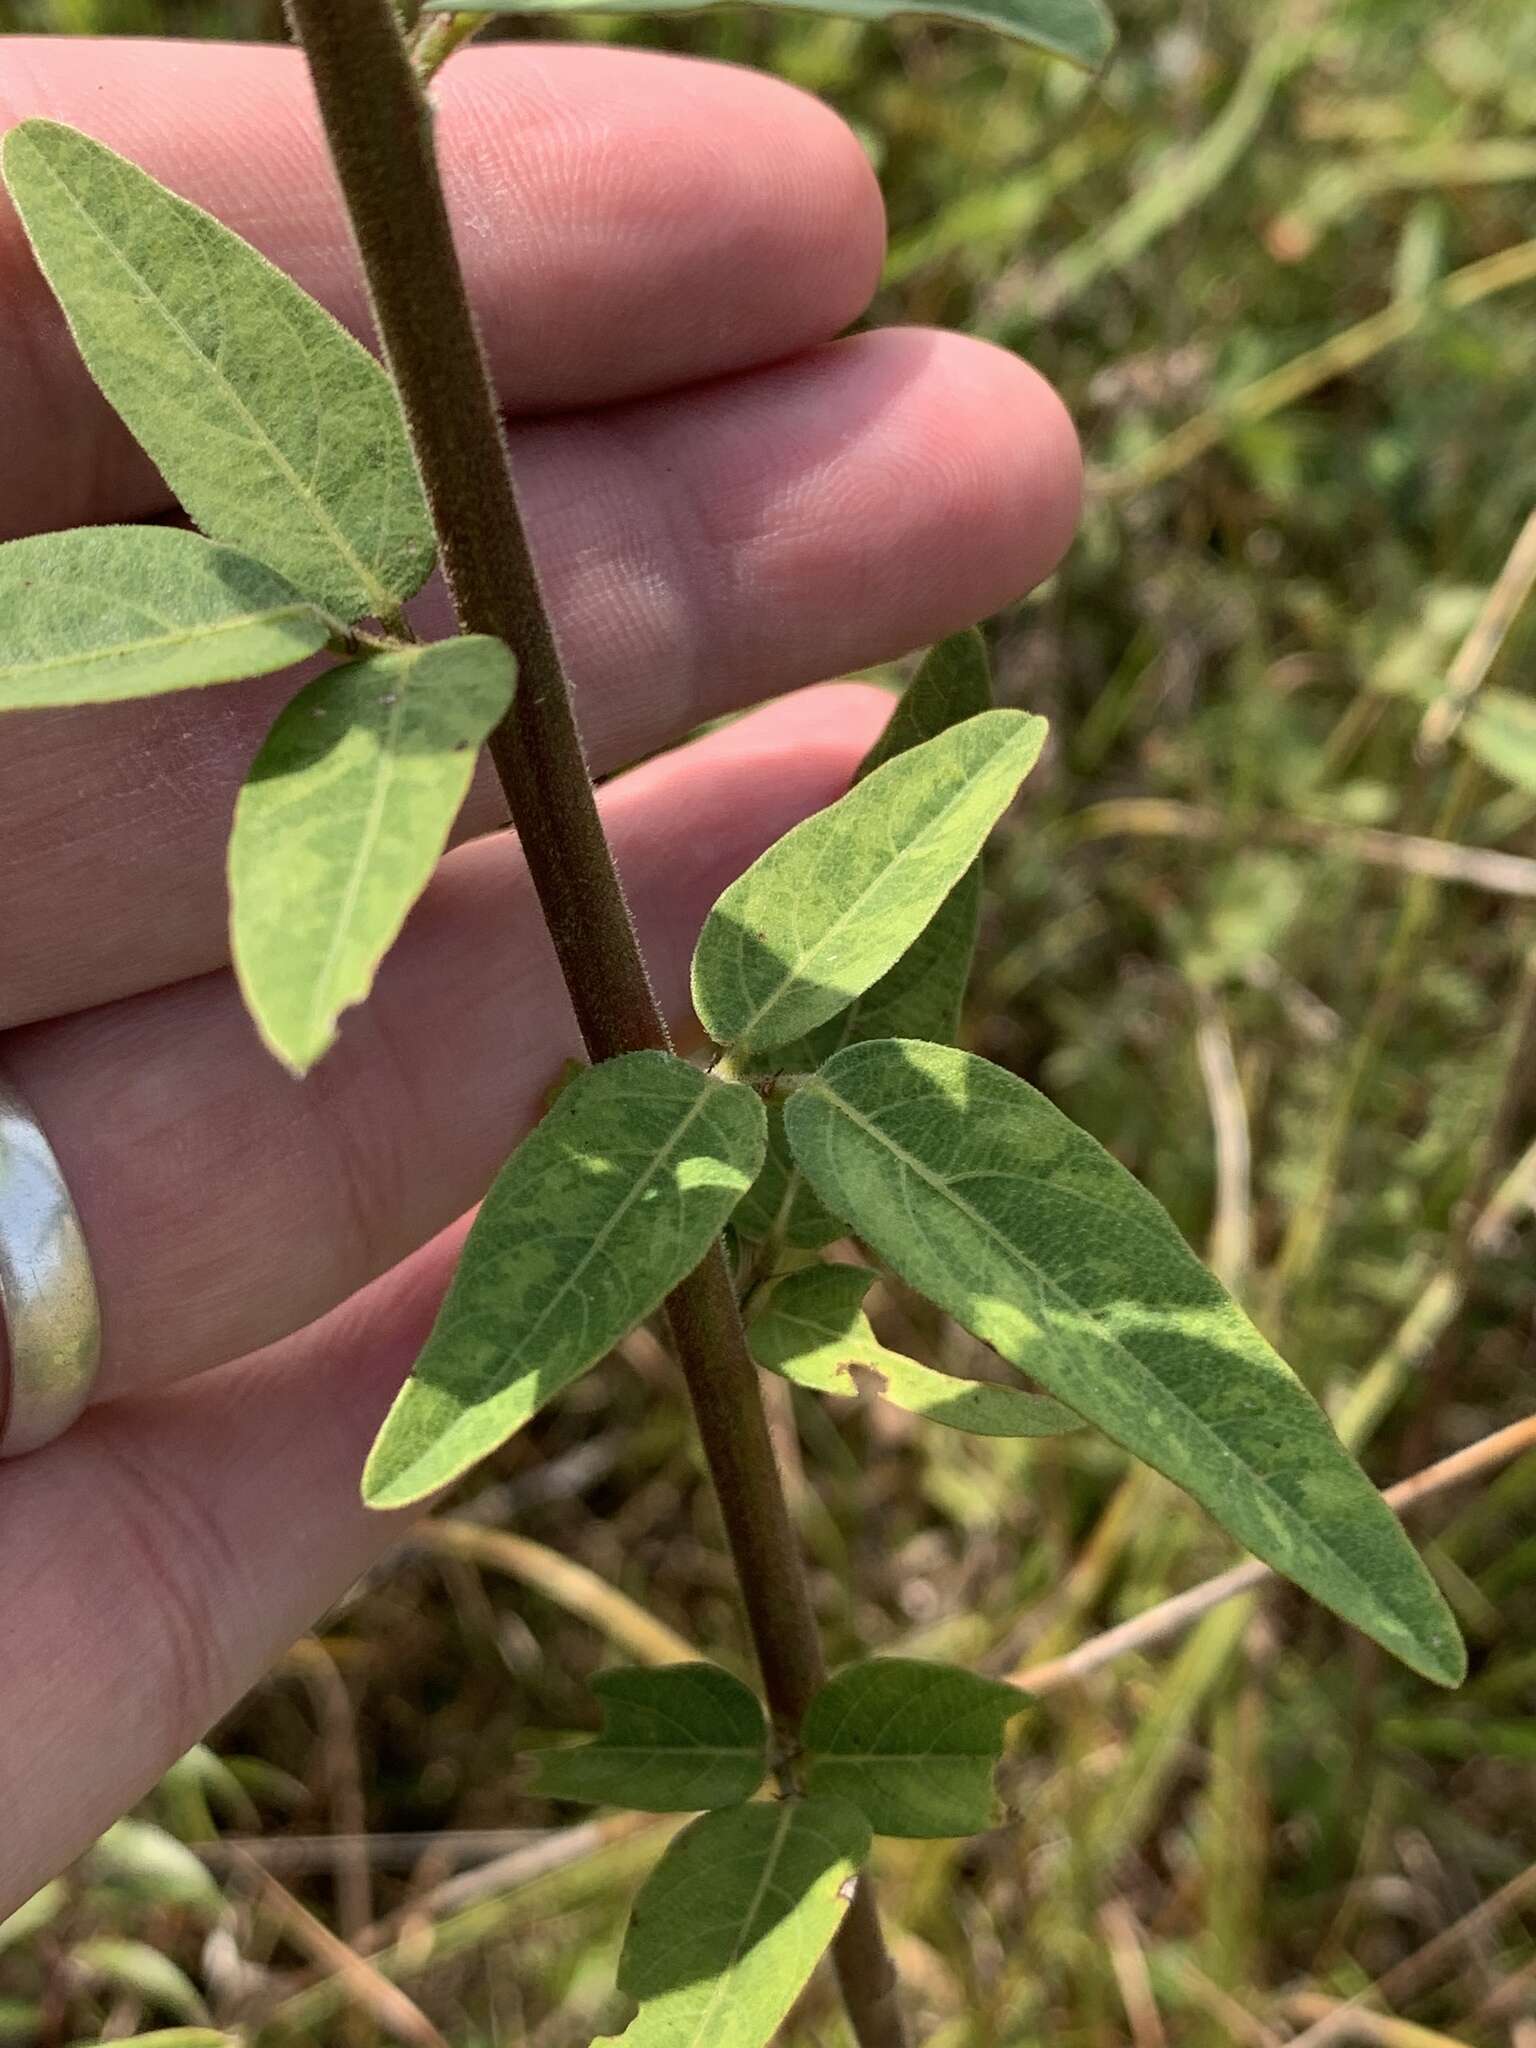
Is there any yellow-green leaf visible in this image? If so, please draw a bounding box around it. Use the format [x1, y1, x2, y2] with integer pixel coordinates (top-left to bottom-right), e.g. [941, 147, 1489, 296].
[857, 628, 994, 782]
[0, 527, 331, 709]
[2, 120, 434, 622]
[784, 1039, 1465, 1688]
[747, 1262, 1076, 1437]
[365, 1053, 766, 1509]
[693, 710, 1045, 1059]
[1460, 687, 1536, 795]
[532, 1665, 768, 1813]
[230, 636, 515, 1076]
[803, 1659, 1026, 1837]
[424, 0, 1115, 70]
[613, 1796, 871, 2048]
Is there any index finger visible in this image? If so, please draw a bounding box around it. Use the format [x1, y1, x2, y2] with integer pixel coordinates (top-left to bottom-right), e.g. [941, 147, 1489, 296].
[0, 36, 885, 538]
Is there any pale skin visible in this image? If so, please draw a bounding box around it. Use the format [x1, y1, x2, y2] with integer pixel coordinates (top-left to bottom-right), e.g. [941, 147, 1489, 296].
[0, 35, 1082, 1911]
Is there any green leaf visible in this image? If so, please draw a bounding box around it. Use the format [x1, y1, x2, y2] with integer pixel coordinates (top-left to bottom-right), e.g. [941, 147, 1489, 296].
[229, 636, 514, 1075]
[747, 1262, 1076, 1438]
[2, 120, 434, 622]
[0, 1882, 67, 1956]
[0, 527, 332, 710]
[424, 0, 1115, 70]
[1460, 687, 1536, 795]
[365, 1053, 766, 1508]
[71, 1940, 208, 2024]
[613, 1796, 871, 2048]
[802, 1659, 1025, 1837]
[228, 638, 514, 1081]
[86, 1820, 227, 1924]
[731, 1102, 843, 1250]
[693, 710, 1045, 1059]
[532, 1665, 768, 1813]
[784, 1040, 1466, 1688]
[857, 629, 994, 782]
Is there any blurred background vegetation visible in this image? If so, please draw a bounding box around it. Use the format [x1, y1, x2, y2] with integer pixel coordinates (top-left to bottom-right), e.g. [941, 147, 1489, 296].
[2, 0, 1536, 2041]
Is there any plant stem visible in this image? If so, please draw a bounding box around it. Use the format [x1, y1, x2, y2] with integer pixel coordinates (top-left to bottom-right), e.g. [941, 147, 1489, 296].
[281, 5, 905, 2039]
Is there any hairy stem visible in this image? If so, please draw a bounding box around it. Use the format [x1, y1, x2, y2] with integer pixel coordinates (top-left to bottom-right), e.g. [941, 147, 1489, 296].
[281, 4, 905, 2039]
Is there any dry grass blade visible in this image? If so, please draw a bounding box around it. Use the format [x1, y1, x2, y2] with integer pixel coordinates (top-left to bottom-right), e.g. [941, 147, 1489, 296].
[235, 1851, 450, 2048]
[1074, 800, 1536, 899]
[1014, 1415, 1536, 1691]
[1100, 236, 1536, 496]
[414, 1519, 699, 1666]
[1099, 1899, 1168, 2047]
[1419, 505, 1536, 752]
[281, 1638, 372, 1940]
[1282, 1862, 1536, 2048]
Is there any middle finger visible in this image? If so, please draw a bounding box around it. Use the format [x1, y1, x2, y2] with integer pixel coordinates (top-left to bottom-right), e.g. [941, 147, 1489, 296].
[0, 328, 1078, 1028]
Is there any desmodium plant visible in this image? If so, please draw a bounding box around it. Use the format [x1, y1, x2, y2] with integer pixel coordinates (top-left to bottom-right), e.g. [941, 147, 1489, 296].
[0, 0, 1465, 2041]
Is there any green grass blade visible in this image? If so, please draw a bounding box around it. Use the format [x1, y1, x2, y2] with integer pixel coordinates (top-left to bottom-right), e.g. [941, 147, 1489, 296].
[532, 1665, 768, 1813]
[1, 120, 435, 622]
[802, 1658, 1025, 1837]
[229, 636, 515, 1076]
[424, 0, 1115, 69]
[364, 1054, 766, 1508]
[746, 1261, 1077, 1437]
[784, 1039, 1466, 1687]
[693, 709, 1046, 1059]
[614, 1796, 872, 2048]
[0, 527, 331, 708]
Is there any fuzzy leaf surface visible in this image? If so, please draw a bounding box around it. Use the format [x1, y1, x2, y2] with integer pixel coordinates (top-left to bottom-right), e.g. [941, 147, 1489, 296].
[532, 1666, 768, 1813]
[425, 0, 1114, 69]
[0, 527, 330, 709]
[365, 1054, 766, 1508]
[747, 1263, 1076, 1437]
[2, 120, 434, 621]
[693, 710, 1044, 1058]
[1461, 687, 1536, 795]
[613, 1796, 871, 2048]
[858, 628, 994, 781]
[803, 1660, 1025, 1837]
[784, 1039, 1466, 1688]
[229, 637, 514, 1075]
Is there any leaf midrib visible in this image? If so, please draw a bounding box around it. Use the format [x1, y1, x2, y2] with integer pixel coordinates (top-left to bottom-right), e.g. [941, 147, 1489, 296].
[25, 131, 397, 619]
[803, 1074, 1423, 1646]
[460, 1075, 734, 1388]
[730, 729, 1026, 1048]
[683, 1802, 796, 2047]
[2, 604, 322, 684]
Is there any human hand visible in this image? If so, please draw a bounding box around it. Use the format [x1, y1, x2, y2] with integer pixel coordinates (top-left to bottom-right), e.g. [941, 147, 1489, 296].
[0, 33, 1080, 1910]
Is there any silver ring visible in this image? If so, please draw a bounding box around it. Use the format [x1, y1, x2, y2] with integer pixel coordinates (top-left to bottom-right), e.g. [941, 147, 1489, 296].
[0, 1069, 101, 1457]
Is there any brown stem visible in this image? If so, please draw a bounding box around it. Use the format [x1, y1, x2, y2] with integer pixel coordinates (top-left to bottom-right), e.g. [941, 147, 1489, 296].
[281, 4, 905, 2039]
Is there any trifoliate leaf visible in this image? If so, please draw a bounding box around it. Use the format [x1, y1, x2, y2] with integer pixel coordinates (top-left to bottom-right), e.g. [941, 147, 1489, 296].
[858, 629, 994, 782]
